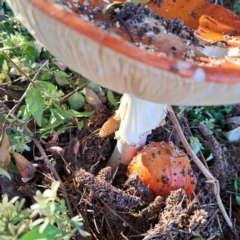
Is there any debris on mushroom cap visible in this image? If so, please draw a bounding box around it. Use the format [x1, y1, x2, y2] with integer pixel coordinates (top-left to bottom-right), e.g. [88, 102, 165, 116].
[59, 0, 240, 62]
[127, 142, 196, 197]
[56, 1, 204, 61]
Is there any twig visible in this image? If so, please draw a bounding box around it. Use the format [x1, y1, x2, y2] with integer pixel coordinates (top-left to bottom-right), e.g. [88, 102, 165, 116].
[99, 198, 141, 235]
[102, 213, 114, 239]
[181, 116, 209, 169]
[115, 14, 135, 43]
[4, 60, 49, 123]
[31, 136, 74, 217]
[2, 48, 61, 109]
[120, 232, 129, 240]
[217, 214, 224, 237]
[203, 208, 219, 230]
[167, 105, 233, 229]
[61, 81, 89, 102]
[229, 191, 232, 221]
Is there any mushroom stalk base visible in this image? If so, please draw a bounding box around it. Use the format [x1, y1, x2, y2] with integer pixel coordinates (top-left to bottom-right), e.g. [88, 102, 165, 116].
[108, 135, 147, 172]
[107, 93, 167, 172]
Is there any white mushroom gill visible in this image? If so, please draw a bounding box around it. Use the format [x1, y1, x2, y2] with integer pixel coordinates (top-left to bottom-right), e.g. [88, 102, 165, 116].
[107, 93, 167, 172]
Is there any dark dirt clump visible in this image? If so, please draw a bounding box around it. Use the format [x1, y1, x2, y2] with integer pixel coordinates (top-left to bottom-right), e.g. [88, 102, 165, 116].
[110, 2, 199, 45]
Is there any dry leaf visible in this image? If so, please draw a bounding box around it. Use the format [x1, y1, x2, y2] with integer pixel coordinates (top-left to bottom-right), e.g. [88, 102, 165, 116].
[13, 151, 36, 182]
[82, 87, 102, 107]
[47, 146, 64, 157]
[0, 130, 11, 170]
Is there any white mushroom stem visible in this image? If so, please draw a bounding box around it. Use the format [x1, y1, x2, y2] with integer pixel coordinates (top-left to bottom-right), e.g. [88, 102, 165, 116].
[107, 93, 167, 172]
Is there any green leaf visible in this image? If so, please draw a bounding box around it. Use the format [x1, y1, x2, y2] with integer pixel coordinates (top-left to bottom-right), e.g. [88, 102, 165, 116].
[18, 105, 31, 121]
[0, 168, 11, 180]
[7, 161, 19, 174]
[133, 0, 150, 5]
[25, 87, 44, 127]
[189, 136, 202, 155]
[236, 195, 240, 206]
[54, 71, 69, 86]
[36, 70, 53, 81]
[234, 177, 239, 192]
[102, 2, 125, 14]
[77, 120, 84, 130]
[87, 82, 100, 94]
[2, 60, 8, 72]
[206, 153, 213, 161]
[68, 92, 85, 110]
[23, 43, 38, 63]
[39, 119, 63, 132]
[57, 126, 77, 133]
[19, 224, 60, 240]
[51, 109, 94, 120]
[107, 89, 118, 107]
[0, 52, 6, 71]
[36, 80, 56, 94]
[223, 126, 240, 142]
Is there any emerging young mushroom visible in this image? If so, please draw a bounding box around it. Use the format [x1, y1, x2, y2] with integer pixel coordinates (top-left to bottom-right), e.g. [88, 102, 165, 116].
[127, 142, 196, 197]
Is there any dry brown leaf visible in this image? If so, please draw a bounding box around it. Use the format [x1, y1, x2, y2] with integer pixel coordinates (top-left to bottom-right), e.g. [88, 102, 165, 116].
[0, 130, 11, 170]
[47, 146, 64, 157]
[13, 151, 36, 183]
[82, 87, 102, 107]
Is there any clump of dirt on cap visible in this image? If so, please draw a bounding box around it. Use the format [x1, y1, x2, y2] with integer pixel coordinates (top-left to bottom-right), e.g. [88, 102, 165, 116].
[110, 2, 199, 46]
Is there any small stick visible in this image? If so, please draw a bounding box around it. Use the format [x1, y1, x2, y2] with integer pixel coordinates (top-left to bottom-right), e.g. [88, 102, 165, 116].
[115, 15, 135, 43]
[4, 60, 49, 123]
[2, 48, 60, 109]
[181, 116, 209, 169]
[167, 105, 232, 229]
[61, 81, 89, 102]
[203, 208, 219, 230]
[32, 137, 74, 217]
[229, 192, 232, 220]
[99, 198, 141, 234]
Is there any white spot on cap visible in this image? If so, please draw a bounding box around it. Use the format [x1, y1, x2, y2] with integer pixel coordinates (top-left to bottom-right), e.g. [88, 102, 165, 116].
[161, 141, 166, 147]
[192, 68, 205, 82]
[228, 47, 240, 57]
[115, 21, 120, 28]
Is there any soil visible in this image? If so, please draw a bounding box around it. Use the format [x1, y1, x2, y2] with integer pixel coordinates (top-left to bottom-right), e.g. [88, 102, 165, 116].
[2, 100, 240, 239]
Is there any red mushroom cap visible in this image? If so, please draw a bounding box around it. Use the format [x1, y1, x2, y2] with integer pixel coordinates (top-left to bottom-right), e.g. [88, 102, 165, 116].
[127, 142, 196, 197]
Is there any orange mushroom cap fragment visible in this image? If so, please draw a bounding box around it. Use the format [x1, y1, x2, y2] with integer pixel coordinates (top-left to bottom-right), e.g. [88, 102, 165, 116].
[127, 142, 196, 197]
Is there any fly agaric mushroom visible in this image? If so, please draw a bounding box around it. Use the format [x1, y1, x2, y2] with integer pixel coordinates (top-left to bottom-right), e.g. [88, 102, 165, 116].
[6, 0, 240, 227]
[127, 141, 196, 197]
[6, 0, 240, 172]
